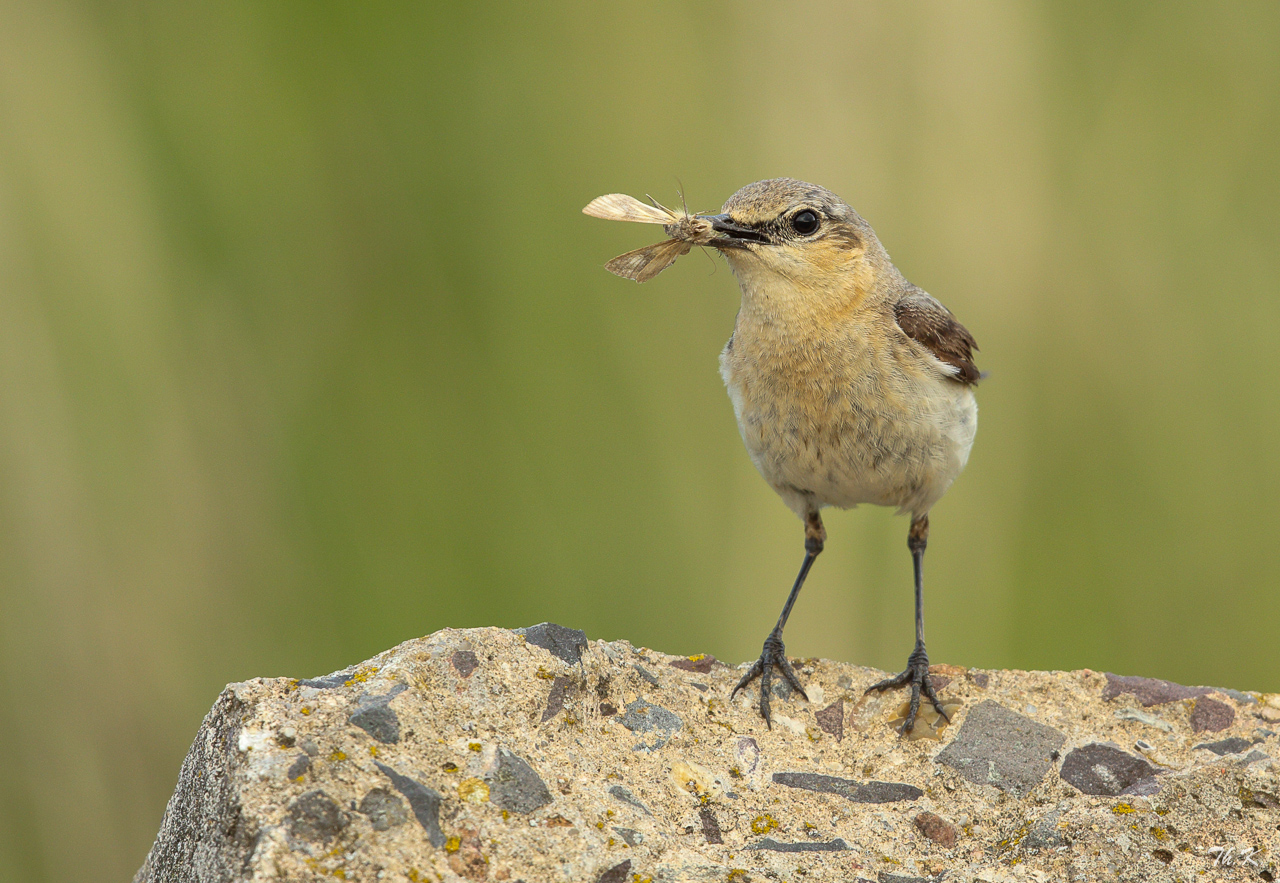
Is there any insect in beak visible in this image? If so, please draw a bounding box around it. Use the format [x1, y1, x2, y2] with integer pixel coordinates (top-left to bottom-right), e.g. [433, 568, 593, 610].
[701, 214, 768, 248]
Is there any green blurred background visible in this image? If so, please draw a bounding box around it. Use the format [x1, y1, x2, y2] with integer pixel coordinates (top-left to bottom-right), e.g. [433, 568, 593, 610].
[1, 1, 1278, 879]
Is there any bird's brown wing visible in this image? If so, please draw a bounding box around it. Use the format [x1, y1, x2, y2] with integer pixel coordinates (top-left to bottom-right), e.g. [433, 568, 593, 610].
[892, 286, 981, 385]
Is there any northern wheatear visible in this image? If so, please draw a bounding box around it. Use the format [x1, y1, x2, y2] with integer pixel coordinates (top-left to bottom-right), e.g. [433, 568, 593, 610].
[586, 178, 980, 735]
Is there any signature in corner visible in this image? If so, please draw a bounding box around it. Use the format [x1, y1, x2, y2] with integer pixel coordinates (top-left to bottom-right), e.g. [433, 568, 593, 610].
[1205, 845, 1260, 869]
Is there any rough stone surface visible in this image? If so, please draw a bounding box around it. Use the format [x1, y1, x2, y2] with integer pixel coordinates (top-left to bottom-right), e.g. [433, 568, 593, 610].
[669, 654, 717, 674]
[137, 626, 1280, 883]
[752, 837, 848, 852]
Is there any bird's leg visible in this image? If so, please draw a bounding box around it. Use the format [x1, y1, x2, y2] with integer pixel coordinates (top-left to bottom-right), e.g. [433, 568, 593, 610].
[865, 514, 950, 735]
[732, 511, 825, 727]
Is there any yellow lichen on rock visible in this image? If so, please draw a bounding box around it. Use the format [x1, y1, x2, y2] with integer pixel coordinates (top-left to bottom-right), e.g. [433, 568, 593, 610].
[458, 778, 489, 804]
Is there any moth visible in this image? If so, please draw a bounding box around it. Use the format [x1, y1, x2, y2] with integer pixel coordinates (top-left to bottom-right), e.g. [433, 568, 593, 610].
[582, 193, 716, 282]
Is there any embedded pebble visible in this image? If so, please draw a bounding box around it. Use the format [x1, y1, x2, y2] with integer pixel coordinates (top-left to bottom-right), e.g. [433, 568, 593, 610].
[450, 650, 479, 678]
[358, 787, 408, 831]
[1189, 696, 1234, 732]
[539, 675, 571, 723]
[814, 699, 845, 742]
[1194, 736, 1257, 756]
[515, 622, 587, 665]
[618, 699, 682, 751]
[1102, 672, 1211, 706]
[486, 748, 552, 813]
[914, 810, 957, 847]
[772, 771, 923, 804]
[286, 790, 348, 842]
[374, 761, 445, 847]
[934, 700, 1066, 797]
[1058, 742, 1158, 796]
[751, 837, 849, 852]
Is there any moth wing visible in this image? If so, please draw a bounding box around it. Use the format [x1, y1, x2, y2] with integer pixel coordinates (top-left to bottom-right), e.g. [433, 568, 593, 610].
[583, 193, 678, 224]
[604, 239, 692, 282]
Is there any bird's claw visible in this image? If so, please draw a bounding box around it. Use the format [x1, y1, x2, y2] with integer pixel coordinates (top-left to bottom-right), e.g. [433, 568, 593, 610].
[865, 645, 948, 736]
[731, 631, 808, 728]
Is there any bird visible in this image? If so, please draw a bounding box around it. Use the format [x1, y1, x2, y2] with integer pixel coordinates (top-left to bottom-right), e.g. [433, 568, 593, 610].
[698, 178, 981, 736]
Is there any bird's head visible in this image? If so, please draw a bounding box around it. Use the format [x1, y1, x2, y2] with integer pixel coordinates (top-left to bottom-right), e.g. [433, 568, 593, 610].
[702, 178, 890, 305]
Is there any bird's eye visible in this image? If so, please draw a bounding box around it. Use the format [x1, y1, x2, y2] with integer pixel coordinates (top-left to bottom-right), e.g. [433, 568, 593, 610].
[790, 209, 820, 236]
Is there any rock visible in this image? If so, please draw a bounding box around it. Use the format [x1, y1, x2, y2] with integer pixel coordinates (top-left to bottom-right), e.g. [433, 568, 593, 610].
[514, 621, 587, 664]
[878, 873, 938, 883]
[913, 811, 957, 847]
[348, 703, 400, 743]
[450, 650, 479, 678]
[595, 859, 631, 883]
[373, 761, 446, 847]
[1194, 735, 1258, 756]
[1189, 695, 1235, 732]
[632, 663, 660, 687]
[1240, 785, 1280, 809]
[349, 683, 408, 746]
[486, 747, 552, 813]
[607, 784, 650, 814]
[815, 699, 845, 742]
[297, 670, 356, 689]
[540, 675, 572, 722]
[1101, 672, 1211, 706]
[285, 754, 309, 781]
[446, 827, 487, 879]
[135, 626, 1280, 883]
[751, 837, 849, 852]
[1114, 706, 1173, 731]
[698, 805, 723, 843]
[618, 698, 682, 751]
[1059, 742, 1158, 796]
[1216, 687, 1258, 705]
[772, 771, 923, 803]
[1021, 806, 1067, 849]
[669, 654, 717, 673]
[611, 826, 642, 846]
[286, 790, 348, 842]
[934, 700, 1066, 797]
[357, 787, 408, 831]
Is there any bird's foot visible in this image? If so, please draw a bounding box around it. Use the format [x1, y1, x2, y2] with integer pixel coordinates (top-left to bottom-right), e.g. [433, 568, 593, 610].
[731, 630, 808, 728]
[865, 645, 949, 737]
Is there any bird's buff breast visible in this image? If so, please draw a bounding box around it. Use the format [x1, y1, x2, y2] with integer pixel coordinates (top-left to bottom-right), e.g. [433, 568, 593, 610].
[719, 329, 976, 519]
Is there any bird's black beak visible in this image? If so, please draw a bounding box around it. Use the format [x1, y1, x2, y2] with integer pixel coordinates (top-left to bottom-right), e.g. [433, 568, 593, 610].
[701, 214, 768, 248]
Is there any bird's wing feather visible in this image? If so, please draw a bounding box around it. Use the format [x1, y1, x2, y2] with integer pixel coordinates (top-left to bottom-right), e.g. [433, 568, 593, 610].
[892, 286, 981, 384]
